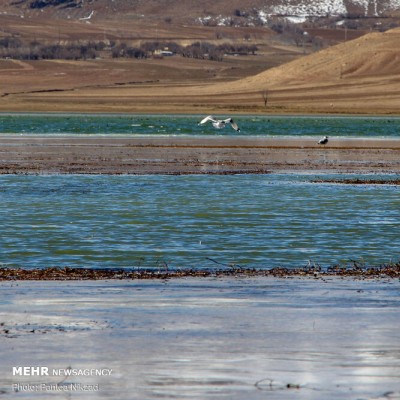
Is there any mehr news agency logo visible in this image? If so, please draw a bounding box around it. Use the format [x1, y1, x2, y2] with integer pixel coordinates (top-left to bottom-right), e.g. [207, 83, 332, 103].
[12, 366, 113, 392]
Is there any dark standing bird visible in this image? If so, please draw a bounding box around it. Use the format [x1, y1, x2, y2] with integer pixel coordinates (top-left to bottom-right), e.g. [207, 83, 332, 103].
[318, 136, 329, 145]
[198, 115, 240, 132]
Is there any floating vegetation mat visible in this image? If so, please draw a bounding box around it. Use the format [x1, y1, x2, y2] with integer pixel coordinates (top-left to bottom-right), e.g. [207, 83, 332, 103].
[313, 178, 400, 185]
[1, 264, 400, 280]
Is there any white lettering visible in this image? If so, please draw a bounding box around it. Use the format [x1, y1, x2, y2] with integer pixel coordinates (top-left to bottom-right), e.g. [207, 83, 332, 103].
[13, 366, 112, 378]
[12, 366, 49, 376]
[51, 368, 112, 376]
[12, 367, 23, 376]
[12, 383, 101, 392]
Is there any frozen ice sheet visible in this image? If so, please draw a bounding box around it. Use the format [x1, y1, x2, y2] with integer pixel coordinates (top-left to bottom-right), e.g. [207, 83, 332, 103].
[0, 277, 399, 399]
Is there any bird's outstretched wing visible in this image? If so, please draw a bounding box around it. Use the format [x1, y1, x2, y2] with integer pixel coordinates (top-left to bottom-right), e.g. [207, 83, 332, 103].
[224, 118, 240, 132]
[199, 115, 217, 125]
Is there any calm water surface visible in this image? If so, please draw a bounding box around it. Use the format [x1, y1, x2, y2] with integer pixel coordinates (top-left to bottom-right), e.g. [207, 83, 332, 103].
[1, 174, 399, 269]
[2, 278, 399, 399]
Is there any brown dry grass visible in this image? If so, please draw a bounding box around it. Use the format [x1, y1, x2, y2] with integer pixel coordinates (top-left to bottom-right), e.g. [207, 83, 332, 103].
[218, 27, 400, 114]
[1, 10, 400, 115]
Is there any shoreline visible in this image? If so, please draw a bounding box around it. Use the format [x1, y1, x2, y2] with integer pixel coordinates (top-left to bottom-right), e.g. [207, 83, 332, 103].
[1, 135, 400, 175]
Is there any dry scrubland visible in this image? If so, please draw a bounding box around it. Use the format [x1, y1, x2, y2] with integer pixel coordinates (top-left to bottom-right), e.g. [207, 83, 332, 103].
[1, 9, 399, 115]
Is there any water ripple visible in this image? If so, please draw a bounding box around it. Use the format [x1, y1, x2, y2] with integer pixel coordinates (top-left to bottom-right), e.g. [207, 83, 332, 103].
[1, 174, 399, 269]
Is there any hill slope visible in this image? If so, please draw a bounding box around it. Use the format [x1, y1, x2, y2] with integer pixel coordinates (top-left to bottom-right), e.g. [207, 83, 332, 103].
[232, 27, 400, 88]
[1, 0, 400, 114]
[1, 28, 400, 114]
[195, 27, 400, 113]
[1, 0, 400, 22]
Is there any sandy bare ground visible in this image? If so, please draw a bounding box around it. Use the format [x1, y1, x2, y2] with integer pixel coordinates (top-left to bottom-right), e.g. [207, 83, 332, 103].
[1, 135, 400, 175]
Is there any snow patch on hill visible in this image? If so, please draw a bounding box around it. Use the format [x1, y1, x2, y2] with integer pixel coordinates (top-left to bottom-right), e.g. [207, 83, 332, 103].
[267, 0, 400, 17]
[271, 0, 347, 17]
[198, 0, 400, 27]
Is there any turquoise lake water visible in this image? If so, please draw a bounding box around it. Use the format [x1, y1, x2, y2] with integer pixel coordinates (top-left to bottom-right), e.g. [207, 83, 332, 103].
[0, 114, 399, 270]
[1, 113, 400, 137]
[1, 174, 399, 269]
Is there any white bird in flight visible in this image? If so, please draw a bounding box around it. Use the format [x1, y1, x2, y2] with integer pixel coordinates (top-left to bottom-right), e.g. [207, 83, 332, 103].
[198, 115, 240, 132]
[318, 136, 329, 145]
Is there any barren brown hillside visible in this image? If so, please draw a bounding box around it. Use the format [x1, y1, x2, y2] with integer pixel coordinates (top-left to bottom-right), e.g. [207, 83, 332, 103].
[233, 28, 400, 86]
[2, 0, 400, 21]
[1, 0, 400, 116]
[202, 27, 400, 114]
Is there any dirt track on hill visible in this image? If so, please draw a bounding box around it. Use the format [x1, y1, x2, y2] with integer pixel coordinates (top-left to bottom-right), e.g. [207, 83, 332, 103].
[1, 136, 400, 175]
